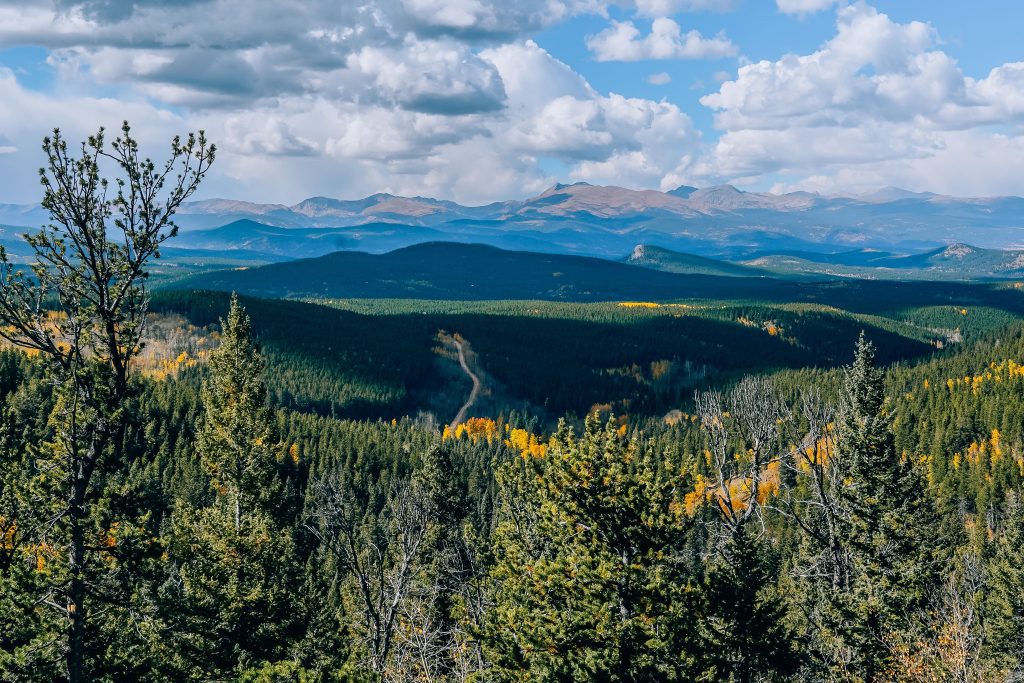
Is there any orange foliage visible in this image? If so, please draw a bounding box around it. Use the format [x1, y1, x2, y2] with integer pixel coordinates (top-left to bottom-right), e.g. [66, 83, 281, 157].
[445, 417, 500, 443]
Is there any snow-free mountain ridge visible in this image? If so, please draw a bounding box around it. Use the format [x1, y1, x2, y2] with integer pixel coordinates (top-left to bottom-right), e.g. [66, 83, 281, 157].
[3, 183, 1024, 259]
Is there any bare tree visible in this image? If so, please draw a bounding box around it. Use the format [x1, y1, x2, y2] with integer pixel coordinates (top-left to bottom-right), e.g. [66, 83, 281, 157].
[774, 389, 852, 592]
[0, 123, 213, 682]
[307, 474, 430, 676]
[886, 553, 993, 683]
[695, 375, 789, 537]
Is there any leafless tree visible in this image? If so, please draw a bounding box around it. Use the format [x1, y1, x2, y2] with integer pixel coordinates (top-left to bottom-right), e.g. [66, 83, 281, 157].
[695, 375, 789, 539]
[307, 473, 430, 676]
[886, 553, 995, 683]
[773, 389, 853, 592]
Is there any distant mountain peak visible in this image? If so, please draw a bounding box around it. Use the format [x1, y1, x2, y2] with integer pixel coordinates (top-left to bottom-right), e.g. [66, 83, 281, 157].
[550, 181, 591, 192]
[860, 186, 938, 203]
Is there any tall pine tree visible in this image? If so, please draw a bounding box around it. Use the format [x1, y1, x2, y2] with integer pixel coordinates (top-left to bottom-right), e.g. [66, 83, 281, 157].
[167, 295, 301, 679]
[831, 333, 946, 681]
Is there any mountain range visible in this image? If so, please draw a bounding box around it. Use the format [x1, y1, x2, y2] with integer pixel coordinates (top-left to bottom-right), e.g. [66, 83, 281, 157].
[4, 183, 1024, 261]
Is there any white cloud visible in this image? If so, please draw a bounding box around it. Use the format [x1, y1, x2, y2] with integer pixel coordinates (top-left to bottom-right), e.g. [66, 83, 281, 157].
[0, 33, 703, 205]
[0, 0, 593, 108]
[697, 3, 1024, 194]
[6, 0, 1023, 205]
[776, 0, 838, 16]
[0, 66, 187, 201]
[344, 39, 507, 114]
[222, 117, 318, 157]
[0, 1, 712, 204]
[587, 18, 737, 61]
[647, 71, 671, 85]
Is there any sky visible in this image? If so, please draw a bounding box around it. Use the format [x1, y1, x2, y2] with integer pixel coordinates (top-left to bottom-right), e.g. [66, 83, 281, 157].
[1, 0, 1024, 205]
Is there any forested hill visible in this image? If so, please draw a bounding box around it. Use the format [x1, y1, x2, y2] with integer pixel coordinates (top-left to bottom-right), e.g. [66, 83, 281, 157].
[171, 242, 1024, 312]
[176, 241, 788, 301]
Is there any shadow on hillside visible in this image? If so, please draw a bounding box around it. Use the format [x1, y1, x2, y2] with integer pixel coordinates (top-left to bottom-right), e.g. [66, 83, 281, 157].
[151, 290, 937, 421]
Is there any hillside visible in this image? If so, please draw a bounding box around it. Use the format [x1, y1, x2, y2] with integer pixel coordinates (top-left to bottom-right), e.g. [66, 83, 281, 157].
[170, 243, 1024, 332]
[747, 243, 1024, 280]
[625, 244, 776, 278]
[175, 242, 794, 301]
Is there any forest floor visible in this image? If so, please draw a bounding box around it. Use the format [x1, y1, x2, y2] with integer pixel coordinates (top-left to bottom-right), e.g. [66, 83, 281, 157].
[449, 335, 482, 429]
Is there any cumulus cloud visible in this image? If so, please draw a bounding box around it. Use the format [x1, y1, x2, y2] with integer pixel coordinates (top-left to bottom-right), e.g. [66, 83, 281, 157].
[0, 0, 711, 203]
[344, 40, 507, 114]
[0, 65, 187, 201]
[5, 0, 1022, 205]
[697, 3, 1024, 193]
[0, 0, 588, 108]
[587, 18, 737, 61]
[647, 72, 671, 85]
[487, 42, 702, 189]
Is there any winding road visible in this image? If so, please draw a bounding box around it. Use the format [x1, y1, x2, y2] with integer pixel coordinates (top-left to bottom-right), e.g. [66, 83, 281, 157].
[449, 336, 482, 429]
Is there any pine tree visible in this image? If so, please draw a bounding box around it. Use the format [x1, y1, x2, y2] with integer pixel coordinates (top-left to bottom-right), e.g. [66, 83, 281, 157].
[197, 293, 280, 528]
[168, 295, 300, 679]
[484, 414, 703, 682]
[833, 334, 946, 681]
[705, 524, 801, 683]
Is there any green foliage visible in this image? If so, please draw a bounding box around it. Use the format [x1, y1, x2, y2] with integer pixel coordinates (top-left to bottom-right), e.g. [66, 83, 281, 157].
[704, 525, 801, 683]
[984, 495, 1024, 674]
[167, 504, 300, 679]
[197, 294, 281, 522]
[485, 415, 703, 682]
[167, 296, 301, 679]
[828, 334, 946, 681]
[0, 122, 213, 682]
[3, 190, 1024, 683]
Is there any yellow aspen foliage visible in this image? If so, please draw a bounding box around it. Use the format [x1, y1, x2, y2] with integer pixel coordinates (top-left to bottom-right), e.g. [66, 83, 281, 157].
[756, 461, 782, 505]
[506, 428, 548, 459]
[650, 359, 673, 381]
[450, 417, 500, 443]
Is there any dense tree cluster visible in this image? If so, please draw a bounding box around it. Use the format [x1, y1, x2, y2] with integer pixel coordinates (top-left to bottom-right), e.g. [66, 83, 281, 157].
[2, 127, 1024, 682]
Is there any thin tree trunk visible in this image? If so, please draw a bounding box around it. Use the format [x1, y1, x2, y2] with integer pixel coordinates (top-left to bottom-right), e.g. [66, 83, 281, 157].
[68, 477, 87, 683]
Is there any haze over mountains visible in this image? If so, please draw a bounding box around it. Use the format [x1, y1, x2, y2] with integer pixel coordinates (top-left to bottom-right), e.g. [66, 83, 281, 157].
[4, 183, 1024, 263]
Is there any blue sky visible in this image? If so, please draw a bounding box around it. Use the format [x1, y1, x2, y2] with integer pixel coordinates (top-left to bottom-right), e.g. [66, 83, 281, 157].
[1, 1, 1023, 204]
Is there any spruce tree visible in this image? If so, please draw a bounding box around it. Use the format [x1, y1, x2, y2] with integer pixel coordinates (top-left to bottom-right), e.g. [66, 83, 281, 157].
[197, 294, 280, 527]
[833, 334, 945, 681]
[705, 524, 801, 683]
[168, 295, 300, 679]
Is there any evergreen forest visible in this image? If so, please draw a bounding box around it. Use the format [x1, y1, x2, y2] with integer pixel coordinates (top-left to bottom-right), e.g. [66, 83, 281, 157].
[3, 127, 1024, 683]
